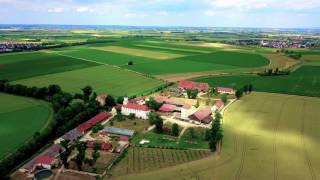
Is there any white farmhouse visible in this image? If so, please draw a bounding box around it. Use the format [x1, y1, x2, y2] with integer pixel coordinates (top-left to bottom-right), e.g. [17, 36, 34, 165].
[121, 97, 150, 119]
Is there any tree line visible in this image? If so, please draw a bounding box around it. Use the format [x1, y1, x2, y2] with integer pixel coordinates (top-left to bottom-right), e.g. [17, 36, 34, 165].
[0, 80, 112, 178]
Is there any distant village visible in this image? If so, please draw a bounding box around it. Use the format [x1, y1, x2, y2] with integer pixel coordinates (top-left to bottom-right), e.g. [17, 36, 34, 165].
[0, 42, 44, 53]
[236, 37, 320, 48]
[12, 80, 243, 180]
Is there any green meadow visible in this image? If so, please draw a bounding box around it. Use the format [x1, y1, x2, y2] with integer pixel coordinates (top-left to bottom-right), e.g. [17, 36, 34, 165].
[0, 93, 52, 159]
[0, 52, 97, 81]
[14, 65, 165, 97]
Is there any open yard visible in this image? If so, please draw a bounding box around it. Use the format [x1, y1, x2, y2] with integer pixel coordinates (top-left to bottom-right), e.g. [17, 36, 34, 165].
[0, 52, 97, 81]
[13, 65, 165, 97]
[106, 118, 149, 133]
[0, 93, 52, 159]
[115, 92, 320, 180]
[110, 147, 211, 176]
[195, 65, 320, 97]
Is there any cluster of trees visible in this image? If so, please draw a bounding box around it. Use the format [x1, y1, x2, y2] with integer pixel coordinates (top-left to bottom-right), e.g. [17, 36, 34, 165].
[235, 84, 253, 99]
[187, 89, 199, 99]
[208, 113, 223, 152]
[258, 68, 290, 76]
[146, 97, 163, 111]
[0, 81, 106, 178]
[277, 49, 302, 59]
[148, 112, 164, 134]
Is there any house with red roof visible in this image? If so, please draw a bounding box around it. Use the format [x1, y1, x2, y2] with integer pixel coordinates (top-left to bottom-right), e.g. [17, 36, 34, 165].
[34, 156, 56, 170]
[179, 80, 209, 92]
[216, 87, 235, 95]
[212, 100, 225, 112]
[86, 141, 113, 152]
[121, 97, 150, 119]
[159, 104, 176, 112]
[189, 107, 213, 124]
[77, 111, 112, 133]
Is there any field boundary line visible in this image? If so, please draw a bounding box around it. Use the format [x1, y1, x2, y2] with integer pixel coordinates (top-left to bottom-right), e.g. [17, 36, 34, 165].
[300, 100, 317, 180]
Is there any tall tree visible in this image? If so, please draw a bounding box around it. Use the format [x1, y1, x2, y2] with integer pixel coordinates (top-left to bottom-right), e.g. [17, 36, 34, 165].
[235, 89, 243, 99]
[82, 85, 93, 102]
[171, 123, 179, 136]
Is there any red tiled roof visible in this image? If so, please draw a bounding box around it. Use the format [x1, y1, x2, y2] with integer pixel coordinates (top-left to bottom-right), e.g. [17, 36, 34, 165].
[101, 142, 112, 151]
[159, 104, 175, 112]
[120, 136, 129, 141]
[35, 156, 55, 165]
[179, 80, 209, 91]
[216, 87, 235, 94]
[99, 131, 108, 136]
[215, 100, 225, 109]
[189, 107, 212, 123]
[77, 111, 112, 132]
[122, 102, 149, 111]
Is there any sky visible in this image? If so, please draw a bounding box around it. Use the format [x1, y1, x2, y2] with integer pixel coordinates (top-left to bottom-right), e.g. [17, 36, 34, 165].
[0, 0, 320, 28]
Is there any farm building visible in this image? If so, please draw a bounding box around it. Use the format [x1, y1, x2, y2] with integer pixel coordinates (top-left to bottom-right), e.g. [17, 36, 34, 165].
[130, 97, 146, 105]
[179, 105, 197, 120]
[159, 104, 176, 112]
[20, 144, 61, 173]
[54, 128, 82, 144]
[216, 87, 235, 95]
[96, 93, 108, 106]
[77, 111, 112, 133]
[154, 95, 197, 108]
[179, 80, 209, 92]
[121, 97, 150, 119]
[86, 141, 113, 152]
[103, 127, 135, 137]
[189, 107, 213, 124]
[212, 100, 225, 112]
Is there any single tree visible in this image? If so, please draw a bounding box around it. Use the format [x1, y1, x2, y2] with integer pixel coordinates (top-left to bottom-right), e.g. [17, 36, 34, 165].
[235, 89, 243, 99]
[82, 85, 93, 102]
[171, 123, 179, 136]
[221, 94, 228, 104]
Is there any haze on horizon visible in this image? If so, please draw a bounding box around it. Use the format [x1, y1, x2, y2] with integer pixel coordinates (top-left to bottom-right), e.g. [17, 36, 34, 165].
[0, 0, 320, 28]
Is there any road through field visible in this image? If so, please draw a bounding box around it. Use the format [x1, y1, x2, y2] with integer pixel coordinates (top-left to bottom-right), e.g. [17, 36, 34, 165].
[116, 92, 320, 180]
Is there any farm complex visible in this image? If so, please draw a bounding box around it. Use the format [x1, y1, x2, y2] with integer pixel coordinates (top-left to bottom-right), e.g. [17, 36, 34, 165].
[0, 26, 320, 180]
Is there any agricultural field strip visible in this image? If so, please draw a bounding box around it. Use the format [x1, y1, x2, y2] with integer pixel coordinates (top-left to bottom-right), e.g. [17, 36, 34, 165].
[133, 44, 212, 54]
[91, 46, 187, 60]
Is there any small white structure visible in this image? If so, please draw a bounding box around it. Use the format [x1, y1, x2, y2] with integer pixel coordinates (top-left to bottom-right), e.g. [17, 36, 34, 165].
[121, 97, 150, 119]
[139, 139, 150, 145]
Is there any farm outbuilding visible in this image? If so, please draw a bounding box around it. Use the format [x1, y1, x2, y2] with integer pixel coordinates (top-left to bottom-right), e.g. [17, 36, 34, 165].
[103, 127, 135, 137]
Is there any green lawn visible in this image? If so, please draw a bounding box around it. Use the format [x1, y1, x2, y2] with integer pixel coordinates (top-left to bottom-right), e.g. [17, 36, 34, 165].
[195, 65, 320, 97]
[132, 130, 209, 149]
[14, 65, 165, 97]
[0, 93, 52, 159]
[0, 51, 97, 81]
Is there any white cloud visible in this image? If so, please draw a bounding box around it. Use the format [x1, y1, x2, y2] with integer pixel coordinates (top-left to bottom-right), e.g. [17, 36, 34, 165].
[48, 7, 64, 13]
[76, 6, 95, 13]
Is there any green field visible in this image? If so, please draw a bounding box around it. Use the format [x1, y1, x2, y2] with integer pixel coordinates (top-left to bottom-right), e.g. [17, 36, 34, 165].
[13, 65, 165, 97]
[116, 93, 320, 180]
[195, 65, 320, 97]
[48, 40, 270, 75]
[0, 52, 97, 81]
[0, 93, 52, 159]
[132, 129, 209, 149]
